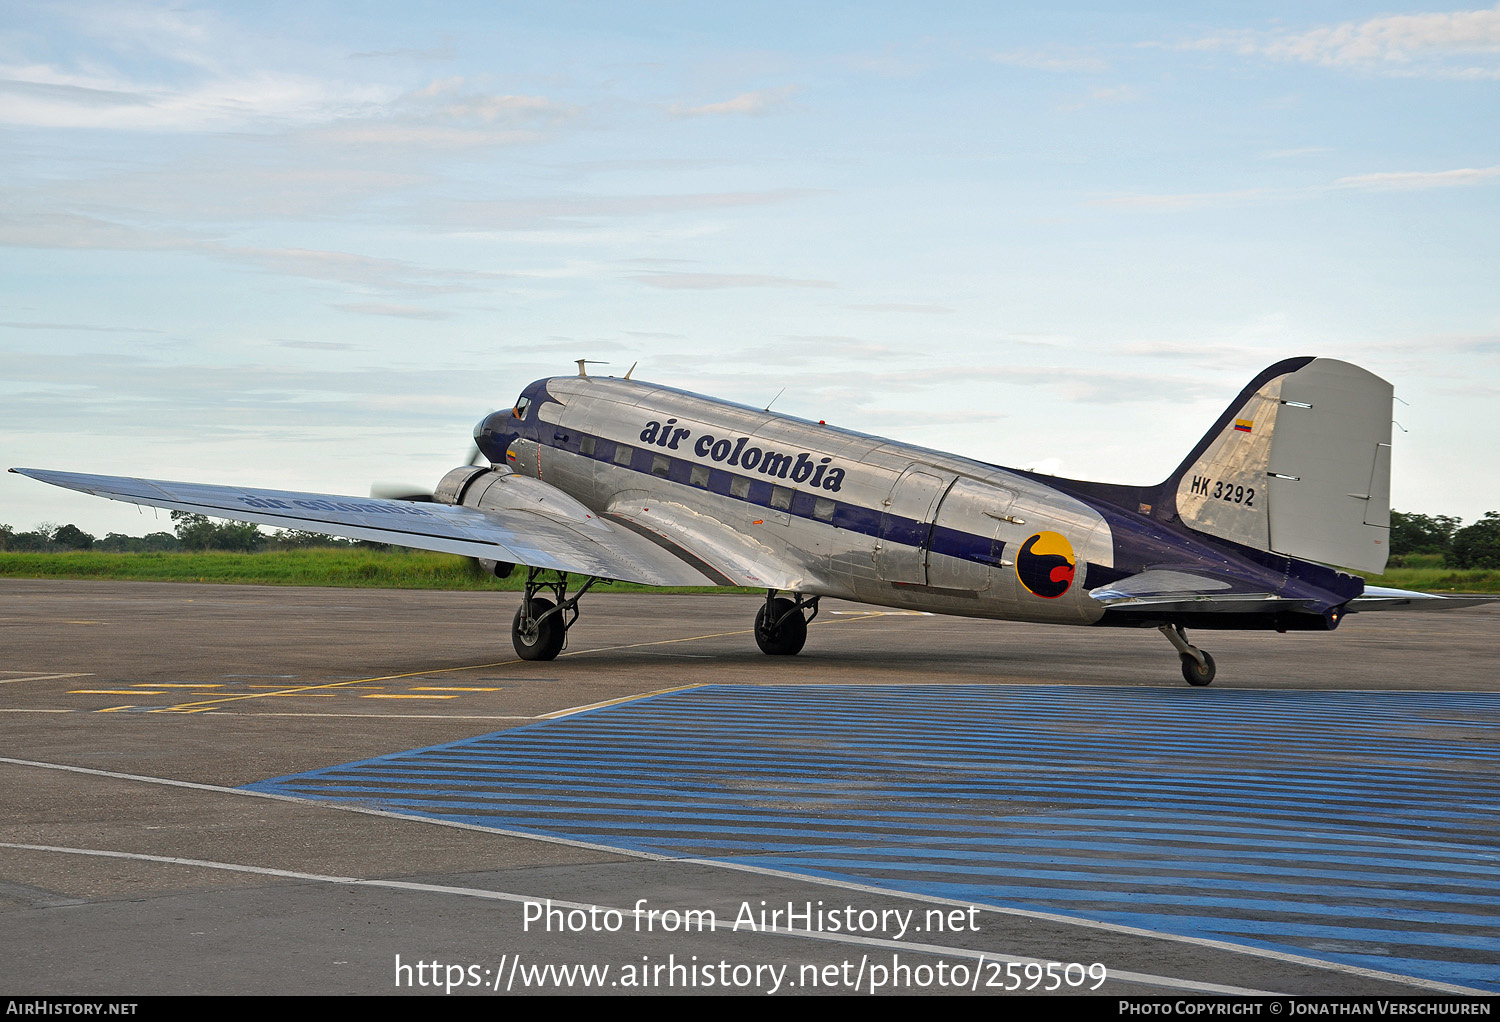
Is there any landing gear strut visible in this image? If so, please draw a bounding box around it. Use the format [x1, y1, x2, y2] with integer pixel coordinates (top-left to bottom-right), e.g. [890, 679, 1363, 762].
[511, 568, 604, 661]
[755, 590, 819, 656]
[1159, 623, 1216, 686]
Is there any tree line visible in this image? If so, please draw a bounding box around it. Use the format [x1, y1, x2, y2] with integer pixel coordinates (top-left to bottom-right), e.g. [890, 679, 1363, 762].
[1388, 511, 1500, 569]
[0, 512, 386, 553]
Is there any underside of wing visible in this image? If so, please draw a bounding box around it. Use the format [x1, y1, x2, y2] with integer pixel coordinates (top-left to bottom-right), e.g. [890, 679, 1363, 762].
[1088, 568, 1327, 627]
[1090, 569, 1494, 627]
[11, 467, 718, 587]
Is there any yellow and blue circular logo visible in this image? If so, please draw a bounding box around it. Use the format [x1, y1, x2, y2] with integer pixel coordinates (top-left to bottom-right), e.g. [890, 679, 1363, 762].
[1016, 531, 1076, 599]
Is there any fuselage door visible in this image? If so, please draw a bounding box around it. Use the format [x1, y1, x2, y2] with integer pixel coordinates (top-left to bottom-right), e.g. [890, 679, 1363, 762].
[926, 478, 1018, 594]
[875, 466, 953, 584]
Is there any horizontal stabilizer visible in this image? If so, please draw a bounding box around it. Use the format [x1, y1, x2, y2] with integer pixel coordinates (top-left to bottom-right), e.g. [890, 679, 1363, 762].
[1347, 586, 1500, 612]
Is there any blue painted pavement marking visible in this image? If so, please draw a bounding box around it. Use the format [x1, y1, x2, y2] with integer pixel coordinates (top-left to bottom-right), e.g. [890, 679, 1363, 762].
[245, 685, 1500, 991]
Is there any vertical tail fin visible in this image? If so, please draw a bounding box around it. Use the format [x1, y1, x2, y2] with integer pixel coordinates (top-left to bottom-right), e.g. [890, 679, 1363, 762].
[1168, 358, 1393, 574]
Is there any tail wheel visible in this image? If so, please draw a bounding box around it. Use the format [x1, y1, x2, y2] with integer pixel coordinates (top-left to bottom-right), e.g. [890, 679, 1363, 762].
[513, 597, 564, 661]
[754, 597, 807, 656]
[1180, 650, 1216, 687]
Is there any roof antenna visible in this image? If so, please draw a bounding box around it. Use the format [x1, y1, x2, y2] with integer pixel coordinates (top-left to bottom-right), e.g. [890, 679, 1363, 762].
[624, 361, 638, 380]
[764, 387, 786, 411]
[575, 359, 607, 378]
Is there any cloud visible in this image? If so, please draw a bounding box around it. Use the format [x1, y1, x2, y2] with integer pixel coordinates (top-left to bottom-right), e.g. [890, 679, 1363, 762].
[1061, 84, 1142, 111]
[222, 245, 510, 296]
[1187, 4, 1500, 77]
[846, 303, 954, 315]
[1088, 187, 1275, 211]
[1263, 4, 1500, 66]
[1333, 166, 1500, 190]
[990, 50, 1110, 73]
[1261, 147, 1334, 159]
[1089, 164, 1499, 211]
[0, 351, 504, 437]
[0, 63, 391, 130]
[422, 188, 819, 230]
[333, 303, 450, 320]
[277, 340, 357, 351]
[631, 272, 835, 290]
[0, 321, 163, 334]
[670, 86, 799, 117]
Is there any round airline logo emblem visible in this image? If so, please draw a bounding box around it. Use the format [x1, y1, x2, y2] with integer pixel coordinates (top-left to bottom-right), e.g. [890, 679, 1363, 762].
[1016, 531, 1076, 599]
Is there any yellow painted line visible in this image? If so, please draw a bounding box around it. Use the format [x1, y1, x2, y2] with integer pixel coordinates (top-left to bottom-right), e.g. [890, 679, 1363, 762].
[412, 686, 502, 692]
[97, 705, 134, 712]
[360, 694, 457, 700]
[143, 684, 224, 689]
[538, 683, 705, 720]
[154, 660, 528, 712]
[210, 712, 539, 720]
[71, 689, 164, 695]
[266, 692, 335, 697]
[153, 610, 887, 715]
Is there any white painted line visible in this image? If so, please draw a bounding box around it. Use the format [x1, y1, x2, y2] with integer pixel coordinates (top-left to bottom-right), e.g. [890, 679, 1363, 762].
[411, 687, 502, 692]
[0, 672, 94, 685]
[0, 841, 1275, 995]
[0, 756, 1485, 996]
[829, 610, 932, 616]
[0, 756, 666, 860]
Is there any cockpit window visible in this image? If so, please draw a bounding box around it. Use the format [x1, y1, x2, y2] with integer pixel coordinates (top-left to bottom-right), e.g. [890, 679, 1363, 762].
[513, 395, 532, 419]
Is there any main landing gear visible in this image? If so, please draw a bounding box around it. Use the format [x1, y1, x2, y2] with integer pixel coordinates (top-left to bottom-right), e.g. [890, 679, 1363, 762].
[1159, 623, 1216, 686]
[754, 591, 819, 656]
[511, 568, 604, 661]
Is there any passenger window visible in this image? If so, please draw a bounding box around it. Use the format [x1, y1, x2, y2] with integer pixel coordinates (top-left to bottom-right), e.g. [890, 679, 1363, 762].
[651, 454, 671, 478]
[580, 436, 595, 457]
[813, 497, 835, 521]
[690, 465, 710, 487]
[771, 486, 793, 510]
[614, 444, 634, 466]
[730, 476, 751, 499]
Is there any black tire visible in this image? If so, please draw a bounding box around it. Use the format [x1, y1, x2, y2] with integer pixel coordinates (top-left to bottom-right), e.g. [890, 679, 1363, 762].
[513, 597, 564, 661]
[754, 597, 807, 656]
[1180, 650, 1216, 686]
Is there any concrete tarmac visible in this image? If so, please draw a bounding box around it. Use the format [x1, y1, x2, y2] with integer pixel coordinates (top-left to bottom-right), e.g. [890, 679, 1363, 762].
[1, 579, 1496, 996]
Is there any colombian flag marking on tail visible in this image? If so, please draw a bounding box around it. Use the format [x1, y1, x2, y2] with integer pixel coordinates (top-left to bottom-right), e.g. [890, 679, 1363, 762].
[1234, 419, 1254, 433]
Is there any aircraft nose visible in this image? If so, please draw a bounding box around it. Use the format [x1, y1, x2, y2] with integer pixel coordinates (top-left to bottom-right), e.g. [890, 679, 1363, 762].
[474, 410, 520, 464]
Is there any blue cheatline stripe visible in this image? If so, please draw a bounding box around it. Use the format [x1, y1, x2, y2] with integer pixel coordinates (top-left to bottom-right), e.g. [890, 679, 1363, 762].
[244, 684, 1500, 991]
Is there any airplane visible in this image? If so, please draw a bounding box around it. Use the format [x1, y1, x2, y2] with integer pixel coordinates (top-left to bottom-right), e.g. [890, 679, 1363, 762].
[11, 355, 1483, 686]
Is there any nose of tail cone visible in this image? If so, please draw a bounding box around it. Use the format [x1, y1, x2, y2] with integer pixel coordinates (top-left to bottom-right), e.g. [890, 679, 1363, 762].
[474, 410, 520, 465]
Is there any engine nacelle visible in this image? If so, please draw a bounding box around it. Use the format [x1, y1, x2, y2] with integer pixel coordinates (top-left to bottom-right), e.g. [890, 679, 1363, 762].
[433, 465, 505, 505]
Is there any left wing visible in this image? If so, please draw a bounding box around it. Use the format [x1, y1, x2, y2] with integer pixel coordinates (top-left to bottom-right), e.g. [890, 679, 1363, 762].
[10, 467, 719, 587]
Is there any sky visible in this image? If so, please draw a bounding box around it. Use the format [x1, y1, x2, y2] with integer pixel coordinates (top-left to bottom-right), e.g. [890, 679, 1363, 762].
[2, 1, 1497, 538]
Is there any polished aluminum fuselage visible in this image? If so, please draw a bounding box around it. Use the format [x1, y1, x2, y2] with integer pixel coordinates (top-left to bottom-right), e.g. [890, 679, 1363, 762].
[494, 376, 1113, 625]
